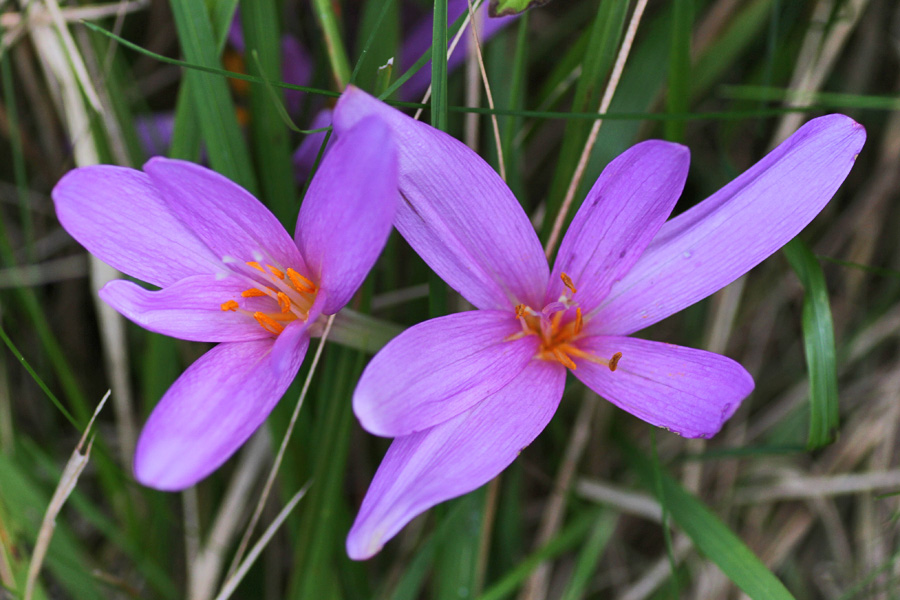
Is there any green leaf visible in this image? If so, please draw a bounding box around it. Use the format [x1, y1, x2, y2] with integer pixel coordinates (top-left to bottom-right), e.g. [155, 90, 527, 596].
[783, 238, 840, 449]
[168, 0, 257, 192]
[488, 0, 553, 18]
[665, 0, 693, 142]
[622, 438, 796, 600]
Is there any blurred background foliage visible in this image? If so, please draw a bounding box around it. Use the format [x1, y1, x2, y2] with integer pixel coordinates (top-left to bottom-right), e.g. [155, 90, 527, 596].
[2, 0, 900, 598]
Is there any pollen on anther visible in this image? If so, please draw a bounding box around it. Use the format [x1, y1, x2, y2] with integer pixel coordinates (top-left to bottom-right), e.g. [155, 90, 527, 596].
[561, 272, 577, 294]
[220, 300, 239, 312]
[247, 261, 266, 273]
[276, 291, 291, 313]
[241, 288, 268, 298]
[574, 307, 583, 334]
[608, 351, 623, 372]
[254, 312, 285, 335]
[267, 265, 286, 280]
[515, 304, 526, 319]
[287, 268, 316, 293]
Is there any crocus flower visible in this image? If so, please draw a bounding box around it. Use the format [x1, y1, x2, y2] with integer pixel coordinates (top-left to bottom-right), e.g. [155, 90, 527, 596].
[332, 87, 865, 559]
[52, 117, 398, 490]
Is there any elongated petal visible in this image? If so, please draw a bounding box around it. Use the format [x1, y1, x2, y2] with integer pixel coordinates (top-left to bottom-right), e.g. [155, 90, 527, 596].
[334, 86, 548, 310]
[549, 141, 689, 312]
[52, 166, 220, 287]
[354, 310, 539, 437]
[572, 336, 752, 438]
[295, 117, 398, 314]
[99, 275, 272, 342]
[144, 158, 307, 274]
[347, 359, 565, 559]
[134, 333, 309, 490]
[592, 115, 866, 335]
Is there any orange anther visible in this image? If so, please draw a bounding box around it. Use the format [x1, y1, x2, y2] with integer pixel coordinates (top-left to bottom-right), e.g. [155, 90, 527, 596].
[561, 272, 577, 294]
[276, 292, 291, 313]
[574, 308, 583, 334]
[287, 268, 316, 293]
[515, 304, 526, 319]
[608, 352, 623, 372]
[267, 265, 285, 280]
[253, 312, 285, 335]
[220, 300, 239, 312]
[241, 288, 268, 298]
[552, 347, 577, 370]
[247, 261, 266, 273]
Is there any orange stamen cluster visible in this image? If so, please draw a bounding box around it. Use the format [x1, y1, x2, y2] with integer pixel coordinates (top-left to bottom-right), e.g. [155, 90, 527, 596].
[219, 261, 319, 336]
[508, 272, 620, 372]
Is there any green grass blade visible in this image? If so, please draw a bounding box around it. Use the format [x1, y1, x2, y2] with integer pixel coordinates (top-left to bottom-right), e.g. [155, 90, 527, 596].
[665, 0, 693, 142]
[783, 238, 840, 449]
[240, 0, 296, 225]
[430, 0, 449, 132]
[168, 0, 257, 192]
[622, 437, 796, 600]
[312, 0, 353, 88]
[558, 512, 617, 600]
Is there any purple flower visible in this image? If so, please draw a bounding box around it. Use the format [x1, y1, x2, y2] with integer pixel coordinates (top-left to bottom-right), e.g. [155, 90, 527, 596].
[52, 117, 398, 490]
[333, 87, 865, 559]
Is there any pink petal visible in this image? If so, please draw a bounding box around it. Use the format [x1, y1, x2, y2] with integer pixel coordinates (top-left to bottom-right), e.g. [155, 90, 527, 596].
[99, 275, 273, 342]
[571, 335, 753, 438]
[295, 117, 398, 314]
[548, 140, 689, 312]
[333, 86, 548, 310]
[592, 115, 866, 335]
[52, 165, 219, 287]
[293, 108, 334, 181]
[353, 310, 539, 437]
[133, 331, 308, 490]
[346, 359, 565, 560]
[144, 158, 308, 276]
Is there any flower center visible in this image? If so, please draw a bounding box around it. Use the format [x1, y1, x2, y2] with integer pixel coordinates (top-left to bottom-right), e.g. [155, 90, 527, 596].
[219, 261, 318, 336]
[507, 272, 621, 371]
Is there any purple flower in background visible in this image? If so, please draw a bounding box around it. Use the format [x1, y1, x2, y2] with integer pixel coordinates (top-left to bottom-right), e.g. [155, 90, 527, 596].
[333, 87, 865, 559]
[52, 117, 397, 490]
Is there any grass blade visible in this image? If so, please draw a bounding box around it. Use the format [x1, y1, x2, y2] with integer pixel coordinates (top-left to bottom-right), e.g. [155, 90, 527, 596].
[783, 238, 840, 449]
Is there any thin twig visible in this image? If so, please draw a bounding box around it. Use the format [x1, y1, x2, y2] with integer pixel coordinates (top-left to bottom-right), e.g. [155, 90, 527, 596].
[465, 0, 506, 180]
[226, 315, 337, 578]
[214, 484, 310, 600]
[543, 0, 650, 258]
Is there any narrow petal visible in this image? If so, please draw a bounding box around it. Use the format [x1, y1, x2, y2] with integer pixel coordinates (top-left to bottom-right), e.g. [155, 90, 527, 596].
[295, 117, 398, 314]
[592, 115, 866, 335]
[99, 276, 272, 342]
[347, 359, 565, 560]
[548, 141, 689, 312]
[334, 86, 548, 310]
[134, 334, 308, 490]
[52, 166, 220, 287]
[354, 310, 539, 437]
[144, 158, 307, 274]
[572, 336, 753, 438]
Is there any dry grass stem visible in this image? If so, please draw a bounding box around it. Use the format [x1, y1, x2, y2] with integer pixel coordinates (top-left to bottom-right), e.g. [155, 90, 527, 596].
[24, 390, 108, 600]
[465, 0, 506, 180]
[227, 314, 336, 578]
[576, 478, 662, 522]
[543, 0, 650, 258]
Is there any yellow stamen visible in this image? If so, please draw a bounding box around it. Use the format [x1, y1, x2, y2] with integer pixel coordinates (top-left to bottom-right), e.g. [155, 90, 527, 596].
[608, 352, 623, 372]
[220, 300, 239, 312]
[561, 272, 577, 294]
[574, 307, 583, 334]
[276, 292, 291, 313]
[515, 304, 527, 319]
[247, 261, 265, 273]
[287, 268, 316, 293]
[241, 288, 268, 298]
[253, 312, 285, 335]
[267, 265, 285, 280]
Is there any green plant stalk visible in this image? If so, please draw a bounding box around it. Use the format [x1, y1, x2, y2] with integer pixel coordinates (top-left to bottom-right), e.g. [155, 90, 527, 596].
[312, 0, 353, 89]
